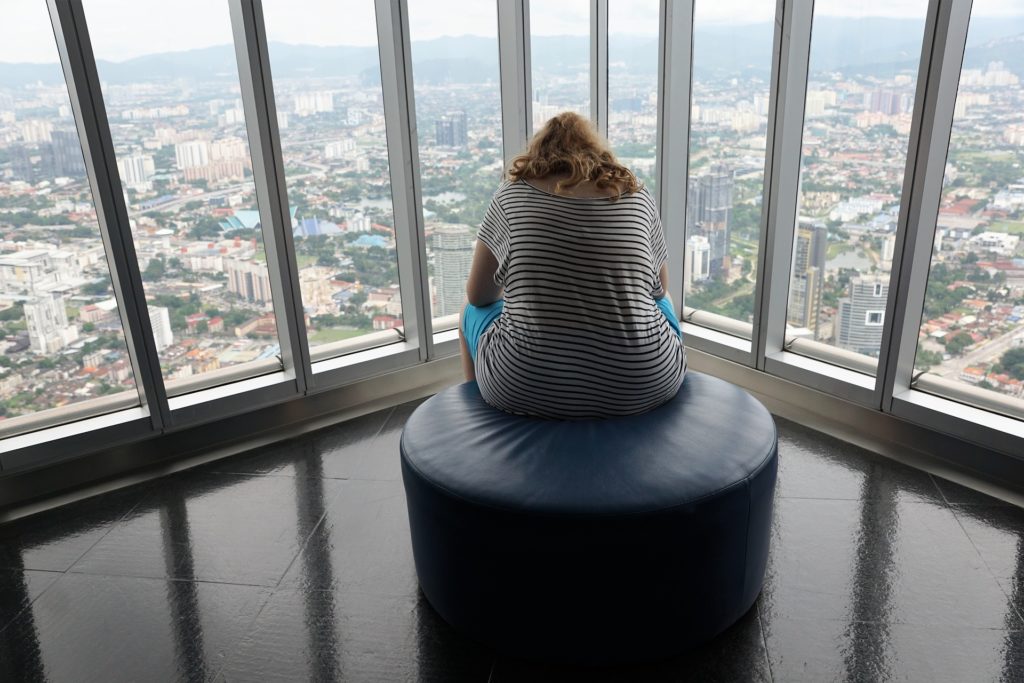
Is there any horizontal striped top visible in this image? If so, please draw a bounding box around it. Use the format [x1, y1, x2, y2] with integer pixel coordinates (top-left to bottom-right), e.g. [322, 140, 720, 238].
[475, 179, 686, 420]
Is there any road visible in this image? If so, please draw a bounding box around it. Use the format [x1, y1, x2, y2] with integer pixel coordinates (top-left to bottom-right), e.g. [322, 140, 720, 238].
[934, 326, 1024, 378]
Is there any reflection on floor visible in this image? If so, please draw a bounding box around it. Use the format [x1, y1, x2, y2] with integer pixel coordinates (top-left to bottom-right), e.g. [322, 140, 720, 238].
[1, 397, 1023, 681]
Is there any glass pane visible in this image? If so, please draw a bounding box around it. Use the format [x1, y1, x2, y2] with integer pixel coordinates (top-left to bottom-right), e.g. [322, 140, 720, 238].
[406, 1, 503, 321]
[262, 0, 404, 353]
[608, 0, 660, 189]
[530, 0, 590, 133]
[81, 0, 283, 394]
[0, 1, 138, 427]
[785, 0, 929, 371]
[915, 0, 1024, 411]
[683, 0, 776, 326]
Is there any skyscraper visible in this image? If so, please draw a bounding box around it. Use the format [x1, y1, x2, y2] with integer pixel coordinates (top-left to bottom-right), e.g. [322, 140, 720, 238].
[835, 276, 888, 356]
[787, 220, 827, 336]
[435, 111, 468, 147]
[117, 154, 155, 191]
[175, 140, 210, 170]
[433, 224, 474, 317]
[51, 130, 86, 178]
[148, 306, 173, 352]
[684, 235, 711, 293]
[25, 293, 78, 354]
[686, 164, 734, 278]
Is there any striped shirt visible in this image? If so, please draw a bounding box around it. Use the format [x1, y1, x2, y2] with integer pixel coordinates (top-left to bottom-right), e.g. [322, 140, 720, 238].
[475, 179, 686, 420]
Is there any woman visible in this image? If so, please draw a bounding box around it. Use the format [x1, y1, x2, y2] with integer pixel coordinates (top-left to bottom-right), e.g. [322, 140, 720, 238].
[459, 111, 686, 419]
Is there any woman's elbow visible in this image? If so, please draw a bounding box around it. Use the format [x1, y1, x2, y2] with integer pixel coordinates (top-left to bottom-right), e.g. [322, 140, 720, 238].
[466, 283, 500, 307]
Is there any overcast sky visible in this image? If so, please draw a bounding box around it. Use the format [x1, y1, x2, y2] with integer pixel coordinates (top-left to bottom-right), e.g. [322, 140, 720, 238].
[2, 0, 1023, 64]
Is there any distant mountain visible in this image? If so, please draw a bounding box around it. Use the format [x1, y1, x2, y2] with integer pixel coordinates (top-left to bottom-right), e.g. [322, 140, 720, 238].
[3, 16, 1024, 90]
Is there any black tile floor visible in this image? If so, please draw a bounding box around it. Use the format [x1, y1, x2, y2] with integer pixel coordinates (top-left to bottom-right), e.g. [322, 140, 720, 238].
[0, 398, 1022, 681]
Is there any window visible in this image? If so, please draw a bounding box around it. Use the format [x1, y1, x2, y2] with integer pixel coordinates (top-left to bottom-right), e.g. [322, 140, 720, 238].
[914, 0, 1024, 416]
[406, 1, 503, 323]
[784, 0, 928, 368]
[0, 0, 137, 433]
[608, 0, 660, 189]
[262, 0, 404, 356]
[530, 0, 591, 134]
[82, 0, 283, 395]
[866, 311, 883, 326]
[683, 0, 776, 329]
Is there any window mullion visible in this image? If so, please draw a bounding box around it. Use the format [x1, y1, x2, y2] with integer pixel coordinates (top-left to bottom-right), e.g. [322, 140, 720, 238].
[752, 0, 813, 371]
[590, 0, 609, 136]
[46, 0, 171, 430]
[375, 0, 432, 360]
[879, 0, 974, 412]
[655, 0, 694, 316]
[227, 0, 312, 395]
[498, 0, 533, 166]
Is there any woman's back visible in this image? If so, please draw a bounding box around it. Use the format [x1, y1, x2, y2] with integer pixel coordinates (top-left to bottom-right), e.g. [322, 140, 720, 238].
[474, 179, 686, 419]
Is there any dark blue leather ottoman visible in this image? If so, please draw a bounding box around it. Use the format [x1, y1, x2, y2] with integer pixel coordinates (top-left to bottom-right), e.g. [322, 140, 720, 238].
[399, 372, 777, 663]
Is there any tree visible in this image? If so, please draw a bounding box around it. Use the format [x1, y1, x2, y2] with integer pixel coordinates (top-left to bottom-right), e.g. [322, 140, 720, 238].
[144, 257, 166, 280]
[944, 331, 974, 356]
[999, 347, 1024, 381]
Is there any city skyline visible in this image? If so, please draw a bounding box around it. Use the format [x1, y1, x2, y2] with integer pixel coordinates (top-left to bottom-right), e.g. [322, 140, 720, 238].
[2, 2, 1023, 425]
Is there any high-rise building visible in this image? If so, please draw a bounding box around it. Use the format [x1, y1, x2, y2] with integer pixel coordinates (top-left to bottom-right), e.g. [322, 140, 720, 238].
[435, 111, 468, 147]
[684, 235, 711, 294]
[787, 220, 827, 336]
[25, 293, 78, 354]
[18, 119, 53, 144]
[175, 141, 210, 170]
[226, 257, 274, 304]
[293, 91, 334, 117]
[433, 224, 474, 317]
[686, 165, 734, 278]
[148, 305, 174, 352]
[835, 276, 888, 356]
[51, 130, 86, 178]
[117, 154, 155, 191]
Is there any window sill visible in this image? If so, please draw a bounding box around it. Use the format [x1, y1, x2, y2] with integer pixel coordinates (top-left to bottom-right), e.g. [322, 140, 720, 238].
[0, 391, 141, 442]
[0, 405, 153, 472]
[892, 387, 1024, 458]
[765, 349, 877, 406]
[310, 339, 422, 389]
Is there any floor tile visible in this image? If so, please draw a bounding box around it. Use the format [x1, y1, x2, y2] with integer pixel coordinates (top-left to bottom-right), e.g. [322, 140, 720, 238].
[316, 397, 428, 481]
[490, 603, 770, 682]
[762, 617, 1024, 682]
[215, 588, 491, 682]
[774, 417, 943, 503]
[208, 408, 393, 478]
[0, 569, 59, 633]
[280, 479, 416, 596]
[934, 475, 1012, 506]
[762, 496, 1016, 628]
[0, 484, 148, 572]
[69, 472, 343, 586]
[0, 572, 268, 683]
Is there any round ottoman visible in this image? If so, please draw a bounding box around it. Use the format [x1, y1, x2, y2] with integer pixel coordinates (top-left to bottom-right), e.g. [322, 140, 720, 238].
[400, 372, 777, 663]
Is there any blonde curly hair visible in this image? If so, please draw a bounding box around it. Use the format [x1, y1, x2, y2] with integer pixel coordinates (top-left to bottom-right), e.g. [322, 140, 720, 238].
[506, 111, 642, 200]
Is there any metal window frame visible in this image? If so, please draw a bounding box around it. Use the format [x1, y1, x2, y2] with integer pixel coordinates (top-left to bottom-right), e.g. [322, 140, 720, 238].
[91, 0, 310, 431]
[654, 0, 692, 321]
[228, 0, 311, 397]
[756, 0, 947, 410]
[663, 0, 759, 365]
[7, 0, 1024, 489]
[591, 0, 609, 135]
[498, 0, 533, 165]
[47, 0, 171, 431]
[882, 0, 973, 412]
[753, 0, 813, 374]
[373, 0, 433, 366]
